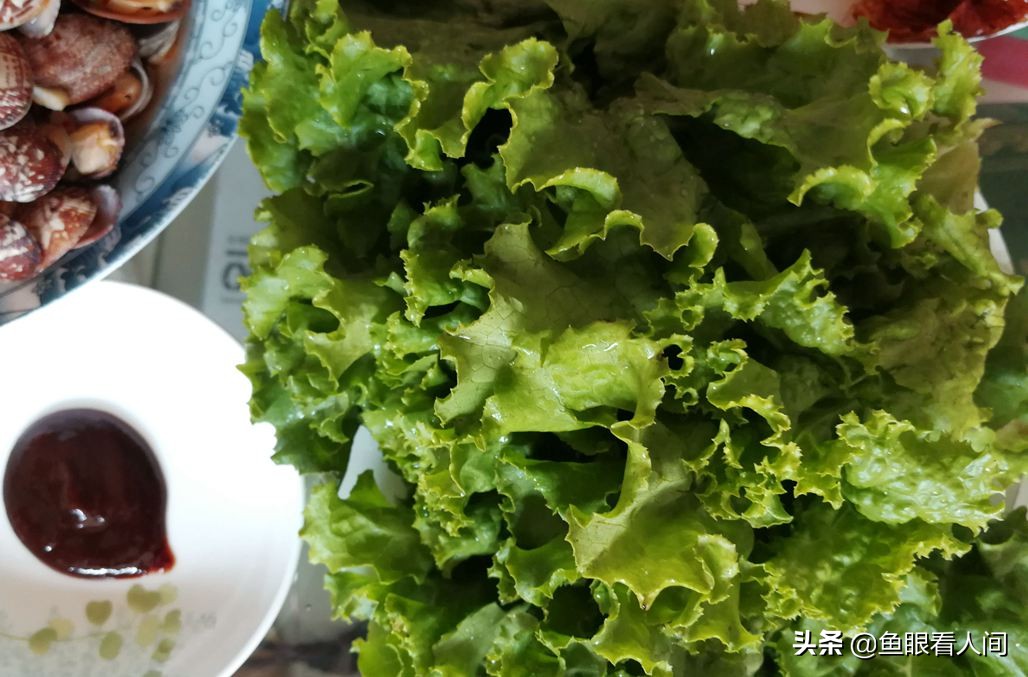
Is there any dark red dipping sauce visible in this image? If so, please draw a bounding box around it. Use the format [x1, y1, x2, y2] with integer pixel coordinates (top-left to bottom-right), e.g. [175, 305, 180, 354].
[3, 409, 174, 578]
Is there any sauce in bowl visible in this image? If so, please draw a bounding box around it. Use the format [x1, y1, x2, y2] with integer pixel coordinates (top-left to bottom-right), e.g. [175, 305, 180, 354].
[3, 408, 173, 578]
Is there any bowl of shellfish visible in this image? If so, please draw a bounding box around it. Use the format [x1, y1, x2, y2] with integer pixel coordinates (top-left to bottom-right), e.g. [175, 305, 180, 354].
[0, 0, 271, 323]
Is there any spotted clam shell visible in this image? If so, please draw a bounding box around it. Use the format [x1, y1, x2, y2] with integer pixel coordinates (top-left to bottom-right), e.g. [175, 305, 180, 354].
[0, 0, 47, 30]
[0, 213, 41, 280]
[0, 33, 32, 131]
[0, 120, 70, 202]
[22, 13, 136, 106]
[18, 185, 97, 268]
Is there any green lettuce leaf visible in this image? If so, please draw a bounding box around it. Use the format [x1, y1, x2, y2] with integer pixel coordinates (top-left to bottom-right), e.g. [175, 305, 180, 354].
[240, 0, 1027, 674]
[763, 501, 967, 633]
[837, 411, 1010, 531]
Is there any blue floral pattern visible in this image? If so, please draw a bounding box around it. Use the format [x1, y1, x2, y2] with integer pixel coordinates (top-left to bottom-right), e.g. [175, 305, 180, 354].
[0, 0, 270, 324]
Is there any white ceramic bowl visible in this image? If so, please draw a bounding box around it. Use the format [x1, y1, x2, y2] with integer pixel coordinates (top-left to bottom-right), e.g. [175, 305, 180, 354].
[0, 281, 303, 677]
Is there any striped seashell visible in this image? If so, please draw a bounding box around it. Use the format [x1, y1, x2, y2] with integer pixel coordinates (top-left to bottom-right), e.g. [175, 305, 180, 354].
[0, 33, 32, 131]
[0, 0, 47, 30]
[17, 185, 97, 268]
[0, 120, 70, 203]
[0, 213, 41, 280]
[22, 13, 136, 106]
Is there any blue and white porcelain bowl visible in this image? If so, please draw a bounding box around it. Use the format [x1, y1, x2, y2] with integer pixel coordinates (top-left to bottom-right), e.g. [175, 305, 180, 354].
[0, 0, 271, 325]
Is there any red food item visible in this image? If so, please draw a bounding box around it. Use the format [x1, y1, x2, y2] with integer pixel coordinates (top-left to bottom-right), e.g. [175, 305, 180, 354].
[951, 0, 1028, 35]
[854, 0, 1028, 42]
[4, 409, 175, 579]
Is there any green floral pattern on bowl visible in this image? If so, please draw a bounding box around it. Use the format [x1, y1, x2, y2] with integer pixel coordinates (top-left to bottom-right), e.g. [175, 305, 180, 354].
[0, 584, 217, 677]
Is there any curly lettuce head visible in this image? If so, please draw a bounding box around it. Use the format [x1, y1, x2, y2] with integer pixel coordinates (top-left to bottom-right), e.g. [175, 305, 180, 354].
[239, 0, 1027, 674]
